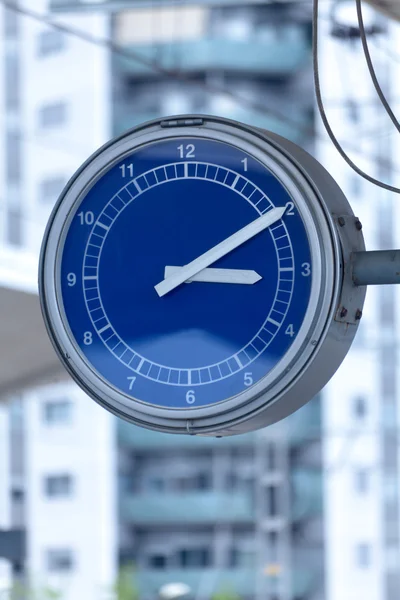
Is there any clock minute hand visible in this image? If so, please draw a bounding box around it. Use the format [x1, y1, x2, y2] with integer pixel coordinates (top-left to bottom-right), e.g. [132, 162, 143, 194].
[155, 206, 286, 298]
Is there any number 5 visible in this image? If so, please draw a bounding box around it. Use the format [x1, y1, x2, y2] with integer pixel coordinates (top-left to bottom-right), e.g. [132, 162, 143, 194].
[244, 373, 253, 387]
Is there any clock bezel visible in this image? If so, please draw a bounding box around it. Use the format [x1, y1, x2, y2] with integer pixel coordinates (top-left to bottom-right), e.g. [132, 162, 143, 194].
[39, 115, 357, 435]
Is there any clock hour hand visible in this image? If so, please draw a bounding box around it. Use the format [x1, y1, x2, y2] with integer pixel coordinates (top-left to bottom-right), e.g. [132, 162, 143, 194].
[155, 206, 286, 297]
[164, 266, 262, 285]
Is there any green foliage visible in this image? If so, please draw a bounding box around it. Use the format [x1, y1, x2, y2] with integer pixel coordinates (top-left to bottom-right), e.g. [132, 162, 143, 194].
[211, 586, 242, 600]
[114, 565, 140, 600]
[6, 582, 62, 600]
[5, 567, 139, 600]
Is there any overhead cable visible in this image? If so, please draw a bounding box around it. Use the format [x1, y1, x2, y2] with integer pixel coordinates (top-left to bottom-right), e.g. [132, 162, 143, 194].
[313, 0, 400, 193]
[2, 0, 400, 180]
[356, 0, 400, 135]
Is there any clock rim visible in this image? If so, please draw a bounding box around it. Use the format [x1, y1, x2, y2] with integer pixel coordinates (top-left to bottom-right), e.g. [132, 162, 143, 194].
[39, 115, 341, 433]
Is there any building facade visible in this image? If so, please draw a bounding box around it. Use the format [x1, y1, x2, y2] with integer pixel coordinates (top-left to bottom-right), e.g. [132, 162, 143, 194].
[317, 3, 400, 600]
[0, 2, 116, 600]
[7, 0, 390, 598]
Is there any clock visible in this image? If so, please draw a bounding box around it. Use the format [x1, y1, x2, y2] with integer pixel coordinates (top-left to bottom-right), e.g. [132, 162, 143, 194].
[39, 115, 365, 436]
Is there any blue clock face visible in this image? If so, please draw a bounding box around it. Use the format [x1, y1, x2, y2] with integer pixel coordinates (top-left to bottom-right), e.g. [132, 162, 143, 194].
[60, 137, 312, 409]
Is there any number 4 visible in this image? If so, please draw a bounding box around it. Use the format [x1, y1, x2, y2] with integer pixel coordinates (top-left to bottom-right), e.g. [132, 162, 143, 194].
[285, 324, 295, 337]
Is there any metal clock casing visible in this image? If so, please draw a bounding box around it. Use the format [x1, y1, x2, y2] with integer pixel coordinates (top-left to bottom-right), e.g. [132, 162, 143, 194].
[39, 115, 365, 436]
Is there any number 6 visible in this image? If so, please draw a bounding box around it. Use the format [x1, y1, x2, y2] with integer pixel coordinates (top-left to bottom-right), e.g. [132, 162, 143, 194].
[186, 390, 195, 404]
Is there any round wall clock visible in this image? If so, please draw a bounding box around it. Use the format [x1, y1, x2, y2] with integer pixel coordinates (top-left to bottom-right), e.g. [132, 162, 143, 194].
[39, 115, 365, 436]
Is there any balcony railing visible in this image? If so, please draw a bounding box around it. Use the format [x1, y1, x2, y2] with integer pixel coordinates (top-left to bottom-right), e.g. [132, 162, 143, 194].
[120, 490, 254, 524]
[128, 566, 318, 598]
[292, 469, 323, 521]
[116, 33, 310, 77]
[118, 419, 256, 449]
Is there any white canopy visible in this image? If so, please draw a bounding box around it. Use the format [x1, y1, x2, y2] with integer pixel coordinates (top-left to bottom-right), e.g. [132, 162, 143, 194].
[0, 249, 67, 399]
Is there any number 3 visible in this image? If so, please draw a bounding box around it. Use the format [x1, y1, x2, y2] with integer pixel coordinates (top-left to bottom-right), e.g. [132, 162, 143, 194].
[301, 262, 311, 277]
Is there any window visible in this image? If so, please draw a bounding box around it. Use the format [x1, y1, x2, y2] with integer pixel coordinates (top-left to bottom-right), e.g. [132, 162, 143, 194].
[355, 469, 369, 494]
[350, 175, 361, 199]
[229, 547, 256, 567]
[46, 549, 74, 572]
[178, 547, 211, 568]
[38, 102, 67, 128]
[38, 30, 66, 56]
[385, 545, 399, 571]
[45, 475, 73, 498]
[7, 208, 22, 247]
[267, 443, 277, 471]
[347, 99, 359, 123]
[6, 131, 21, 183]
[353, 395, 367, 420]
[5, 54, 20, 110]
[148, 554, 167, 569]
[356, 543, 371, 568]
[175, 472, 211, 491]
[4, 7, 19, 38]
[43, 400, 72, 425]
[384, 475, 398, 501]
[11, 488, 24, 502]
[267, 485, 278, 517]
[39, 177, 66, 204]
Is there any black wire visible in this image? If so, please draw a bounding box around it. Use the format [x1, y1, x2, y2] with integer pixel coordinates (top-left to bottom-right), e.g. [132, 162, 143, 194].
[313, 0, 400, 193]
[356, 0, 400, 135]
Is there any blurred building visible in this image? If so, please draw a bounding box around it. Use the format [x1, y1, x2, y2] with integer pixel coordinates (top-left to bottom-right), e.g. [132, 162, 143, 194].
[0, 404, 12, 594]
[317, 4, 400, 600]
[2, 0, 400, 599]
[117, 398, 323, 600]
[0, 2, 116, 599]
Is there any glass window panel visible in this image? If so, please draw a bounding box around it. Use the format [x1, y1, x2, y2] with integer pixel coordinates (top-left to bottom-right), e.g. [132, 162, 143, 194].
[38, 102, 67, 128]
[38, 29, 66, 56]
[43, 400, 72, 425]
[46, 549, 74, 572]
[7, 208, 22, 247]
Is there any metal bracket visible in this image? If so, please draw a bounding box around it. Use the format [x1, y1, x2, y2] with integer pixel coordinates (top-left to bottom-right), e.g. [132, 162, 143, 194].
[352, 250, 400, 286]
[333, 214, 366, 325]
[161, 118, 204, 128]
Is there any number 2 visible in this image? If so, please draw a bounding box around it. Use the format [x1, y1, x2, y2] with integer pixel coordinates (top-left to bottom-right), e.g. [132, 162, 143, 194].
[285, 202, 295, 216]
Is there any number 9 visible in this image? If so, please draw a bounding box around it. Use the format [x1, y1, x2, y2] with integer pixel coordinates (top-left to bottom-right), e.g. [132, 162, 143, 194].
[67, 273, 76, 286]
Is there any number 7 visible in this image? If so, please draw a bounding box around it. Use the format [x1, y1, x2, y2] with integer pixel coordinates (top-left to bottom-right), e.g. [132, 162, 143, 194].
[127, 376, 136, 390]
